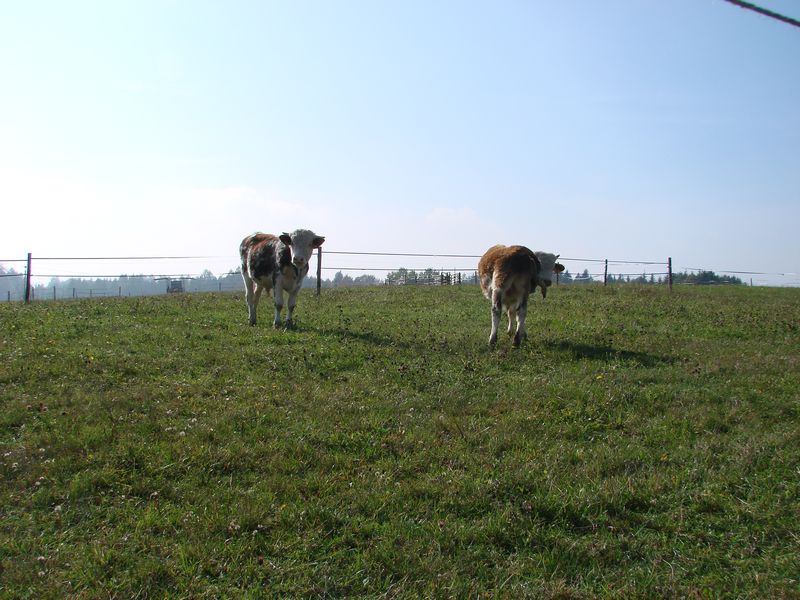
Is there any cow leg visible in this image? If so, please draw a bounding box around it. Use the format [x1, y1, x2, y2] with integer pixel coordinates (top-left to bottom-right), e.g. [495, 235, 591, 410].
[253, 284, 265, 324]
[507, 307, 517, 337]
[285, 287, 299, 329]
[513, 298, 528, 348]
[489, 289, 502, 348]
[272, 276, 284, 329]
[242, 271, 258, 326]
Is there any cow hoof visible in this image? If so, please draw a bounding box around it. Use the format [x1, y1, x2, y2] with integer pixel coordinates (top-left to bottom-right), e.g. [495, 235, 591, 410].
[285, 320, 295, 330]
[273, 322, 281, 329]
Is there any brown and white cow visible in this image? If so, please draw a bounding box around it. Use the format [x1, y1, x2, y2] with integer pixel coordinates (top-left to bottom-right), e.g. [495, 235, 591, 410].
[478, 245, 561, 347]
[239, 229, 325, 327]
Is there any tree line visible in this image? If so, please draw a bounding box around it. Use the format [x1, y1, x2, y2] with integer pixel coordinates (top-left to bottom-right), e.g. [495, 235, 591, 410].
[377, 268, 744, 286]
[0, 264, 745, 301]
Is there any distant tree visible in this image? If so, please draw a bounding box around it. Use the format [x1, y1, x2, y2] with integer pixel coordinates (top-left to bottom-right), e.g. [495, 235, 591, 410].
[0, 266, 22, 300]
[332, 271, 354, 288]
[386, 268, 414, 285]
[672, 270, 744, 286]
[353, 274, 379, 286]
[420, 268, 440, 285]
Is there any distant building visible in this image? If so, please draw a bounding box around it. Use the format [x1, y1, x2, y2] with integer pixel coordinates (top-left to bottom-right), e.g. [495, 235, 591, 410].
[167, 279, 185, 293]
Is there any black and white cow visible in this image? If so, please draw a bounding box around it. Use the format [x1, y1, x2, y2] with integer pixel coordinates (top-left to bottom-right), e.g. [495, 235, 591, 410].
[239, 229, 325, 327]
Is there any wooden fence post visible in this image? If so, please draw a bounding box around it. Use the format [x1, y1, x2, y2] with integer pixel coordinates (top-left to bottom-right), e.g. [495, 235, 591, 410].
[668, 257, 673, 292]
[24, 253, 32, 303]
[603, 259, 608, 286]
[316, 247, 322, 296]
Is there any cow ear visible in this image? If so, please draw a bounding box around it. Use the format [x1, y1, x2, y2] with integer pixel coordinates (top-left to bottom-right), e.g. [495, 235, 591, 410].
[279, 233, 292, 245]
[312, 236, 325, 248]
[554, 263, 565, 274]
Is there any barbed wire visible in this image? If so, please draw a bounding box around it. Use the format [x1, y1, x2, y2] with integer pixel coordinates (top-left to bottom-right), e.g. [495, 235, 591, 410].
[324, 251, 481, 259]
[28, 273, 212, 280]
[324, 252, 668, 266]
[678, 266, 798, 276]
[33, 255, 215, 261]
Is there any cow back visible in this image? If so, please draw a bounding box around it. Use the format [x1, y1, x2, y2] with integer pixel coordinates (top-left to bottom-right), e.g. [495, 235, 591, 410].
[478, 245, 540, 297]
[240, 233, 291, 281]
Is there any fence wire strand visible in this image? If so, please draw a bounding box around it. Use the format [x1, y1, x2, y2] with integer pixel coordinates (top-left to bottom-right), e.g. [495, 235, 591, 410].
[2, 250, 797, 290]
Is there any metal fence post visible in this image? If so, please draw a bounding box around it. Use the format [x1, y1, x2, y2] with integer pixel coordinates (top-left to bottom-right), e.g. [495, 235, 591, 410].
[603, 259, 608, 286]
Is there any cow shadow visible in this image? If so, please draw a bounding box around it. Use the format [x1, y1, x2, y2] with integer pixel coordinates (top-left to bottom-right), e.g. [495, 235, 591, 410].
[297, 323, 418, 351]
[546, 340, 674, 367]
[293, 324, 674, 366]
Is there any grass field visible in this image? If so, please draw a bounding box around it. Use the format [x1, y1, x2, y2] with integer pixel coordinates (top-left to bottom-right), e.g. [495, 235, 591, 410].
[1, 284, 798, 598]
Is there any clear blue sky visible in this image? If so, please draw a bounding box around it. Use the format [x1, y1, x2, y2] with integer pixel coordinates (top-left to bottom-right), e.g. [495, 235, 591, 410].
[1, 1, 798, 284]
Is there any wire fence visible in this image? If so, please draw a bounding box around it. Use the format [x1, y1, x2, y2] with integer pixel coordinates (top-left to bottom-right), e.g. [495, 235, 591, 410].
[1, 250, 798, 302]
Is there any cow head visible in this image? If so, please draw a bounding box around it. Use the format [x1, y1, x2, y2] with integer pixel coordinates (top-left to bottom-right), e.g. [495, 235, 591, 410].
[534, 252, 561, 298]
[279, 229, 325, 269]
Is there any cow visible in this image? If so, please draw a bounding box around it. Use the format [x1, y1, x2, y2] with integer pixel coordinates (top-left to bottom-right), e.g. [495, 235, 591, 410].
[239, 229, 325, 328]
[478, 245, 561, 348]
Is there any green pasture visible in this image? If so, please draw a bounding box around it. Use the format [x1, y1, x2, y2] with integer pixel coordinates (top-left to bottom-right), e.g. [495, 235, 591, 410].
[1, 284, 798, 598]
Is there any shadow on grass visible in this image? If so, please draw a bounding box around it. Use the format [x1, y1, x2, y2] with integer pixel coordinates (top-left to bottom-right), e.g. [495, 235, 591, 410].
[547, 340, 674, 366]
[299, 324, 418, 351]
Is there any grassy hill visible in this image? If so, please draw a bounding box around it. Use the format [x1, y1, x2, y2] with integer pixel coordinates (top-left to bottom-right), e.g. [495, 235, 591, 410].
[1, 285, 798, 598]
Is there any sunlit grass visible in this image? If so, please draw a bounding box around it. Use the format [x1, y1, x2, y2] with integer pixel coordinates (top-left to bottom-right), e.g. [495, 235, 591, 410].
[1, 285, 798, 597]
